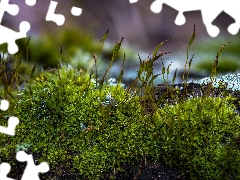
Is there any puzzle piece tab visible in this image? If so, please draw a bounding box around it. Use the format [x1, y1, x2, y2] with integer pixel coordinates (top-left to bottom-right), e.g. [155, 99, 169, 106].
[129, 0, 138, 3]
[0, 0, 19, 23]
[148, 0, 240, 37]
[0, 0, 83, 54]
[0, 99, 19, 136]
[0, 0, 33, 54]
[0, 21, 30, 54]
[0, 151, 49, 180]
[45, 0, 65, 26]
[0, 116, 19, 136]
[0, 99, 9, 111]
[0, 163, 16, 180]
[25, 0, 37, 6]
[46, 0, 82, 26]
[16, 151, 50, 180]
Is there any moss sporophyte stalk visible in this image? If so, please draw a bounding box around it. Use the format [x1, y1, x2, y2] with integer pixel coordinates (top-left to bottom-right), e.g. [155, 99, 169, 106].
[1, 27, 240, 179]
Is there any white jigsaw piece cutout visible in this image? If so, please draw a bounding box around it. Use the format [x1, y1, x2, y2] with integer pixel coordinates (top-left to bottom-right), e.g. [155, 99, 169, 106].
[131, 0, 240, 37]
[16, 151, 50, 180]
[0, 99, 19, 136]
[0, 0, 82, 54]
[150, 0, 240, 37]
[129, 0, 138, 3]
[0, 99, 50, 179]
[0, 163, 16, 180]
[0, 0, 36, 54]
[46, 0, 82, 26]
[25, 0, 37, 6]
[0, 151, 50, 180]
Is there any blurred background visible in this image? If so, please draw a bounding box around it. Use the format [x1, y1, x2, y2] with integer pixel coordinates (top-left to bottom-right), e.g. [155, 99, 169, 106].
[1, 0, 240, 87]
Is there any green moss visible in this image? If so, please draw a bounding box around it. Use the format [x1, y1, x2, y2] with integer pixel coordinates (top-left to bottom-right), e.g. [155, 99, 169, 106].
[1, 64, 153, 179]
[1, 26, 240, 179]
[153, 96, 240, 179]
[3, 65, 240, 179]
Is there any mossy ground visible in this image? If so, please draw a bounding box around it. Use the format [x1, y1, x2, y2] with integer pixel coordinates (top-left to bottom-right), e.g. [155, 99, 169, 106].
[1, 27, 240, 179]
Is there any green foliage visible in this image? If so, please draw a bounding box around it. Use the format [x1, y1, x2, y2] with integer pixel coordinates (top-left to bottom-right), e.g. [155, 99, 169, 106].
[193, 36, 240, 57]
[2, 63, 155, 179]
[0, 27, 141, 93]
[1, 26, 240, 179]
[153, 96, 240, 179]
[194, 54, 240, 75]
[191, 35, 240, 75]
[13, 27, 97, 68]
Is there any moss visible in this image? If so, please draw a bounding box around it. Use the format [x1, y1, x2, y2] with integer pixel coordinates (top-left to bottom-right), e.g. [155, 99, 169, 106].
[153, 96, 240, 179]
[3, 65, 240, 179]
[1, 64, 154, 179]
[1, 26, 240, 179]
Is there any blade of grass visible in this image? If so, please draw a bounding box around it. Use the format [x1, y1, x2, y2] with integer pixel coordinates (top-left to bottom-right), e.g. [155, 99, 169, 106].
[117, 53, 125, 85]
[152, 38, 171, 58]
[30, 63, 36, 80]
[183, 24, 195, 83]
[172, 69, 177, 84]
[100, 37, 124, 88]
[26, 36, 31, 62]
[210, 42, 230, 83]
[87, 29, 109, 73]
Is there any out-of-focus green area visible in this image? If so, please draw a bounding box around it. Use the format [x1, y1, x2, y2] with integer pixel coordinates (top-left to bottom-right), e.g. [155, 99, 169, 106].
[190, 35, 240, 76]
[0, 27, 139, 85]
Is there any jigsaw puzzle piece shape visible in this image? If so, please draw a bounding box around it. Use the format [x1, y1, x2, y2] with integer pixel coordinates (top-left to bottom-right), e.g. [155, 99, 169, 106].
[223, 3, 240, 35]
[0, 0, 19, 23]
[0, 163, 16, 180]
[46, 0, 65, 26]
[175, 12, 186, 25]
[150, 0, 240, 37]
[201, 7, 221, 37]
[0, 116, 19, 136]
[46, 0, 82, 26]
[16, 151, 50, 180]
[0, 99, 19, 136]
[150, 0, 163, 13]
[200, 0, 240, 37]
[150, 0, 219, 37]
[150, 0, 201, 26]
[150, 0, 201, 18]
[0, 21, 30, 54]
[228, 22, 240, 35]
